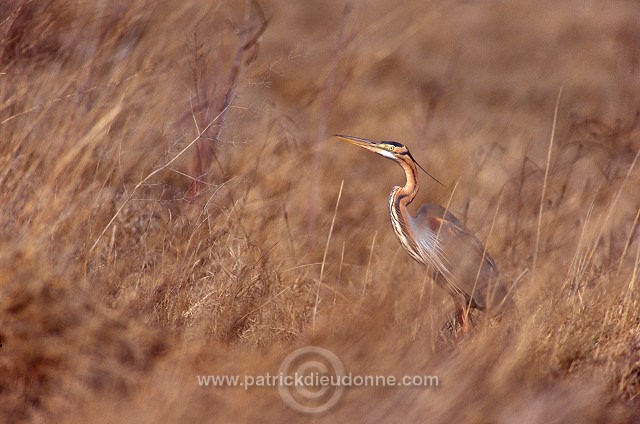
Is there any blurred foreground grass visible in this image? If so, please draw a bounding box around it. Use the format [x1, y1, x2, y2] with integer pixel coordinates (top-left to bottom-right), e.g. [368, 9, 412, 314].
[0, 0, 639, 422]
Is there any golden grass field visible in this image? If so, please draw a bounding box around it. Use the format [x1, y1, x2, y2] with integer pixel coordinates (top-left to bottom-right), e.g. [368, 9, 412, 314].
[1, 0, 640, 422]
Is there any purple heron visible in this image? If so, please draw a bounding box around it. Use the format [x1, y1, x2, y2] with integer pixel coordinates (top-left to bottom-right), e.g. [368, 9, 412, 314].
[334, 134, 509, 332]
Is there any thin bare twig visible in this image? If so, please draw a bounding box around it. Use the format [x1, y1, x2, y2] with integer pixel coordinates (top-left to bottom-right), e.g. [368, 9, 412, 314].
[418, 48, 459, 142]
[532, 86, 563, 282]
[313, 180, 344, 333]
[90, 104, 230, 253]
[362, 231, 378, 295]
[188, 0, 267, 196]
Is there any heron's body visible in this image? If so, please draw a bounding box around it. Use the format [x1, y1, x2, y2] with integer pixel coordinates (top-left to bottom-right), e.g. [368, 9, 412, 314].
[335, 134, 509, 332]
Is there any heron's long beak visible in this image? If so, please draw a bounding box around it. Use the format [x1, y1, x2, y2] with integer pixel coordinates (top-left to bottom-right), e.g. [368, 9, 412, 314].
[333, 134, 383, 153]
[333, 134, 446, 187]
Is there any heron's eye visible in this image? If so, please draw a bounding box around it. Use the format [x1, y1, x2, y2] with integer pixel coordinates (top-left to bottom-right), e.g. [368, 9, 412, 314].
[386, 145, 394, 152]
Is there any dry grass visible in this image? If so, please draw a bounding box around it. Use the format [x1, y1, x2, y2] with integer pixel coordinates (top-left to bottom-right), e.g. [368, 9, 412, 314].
[1, 0, 640, 422]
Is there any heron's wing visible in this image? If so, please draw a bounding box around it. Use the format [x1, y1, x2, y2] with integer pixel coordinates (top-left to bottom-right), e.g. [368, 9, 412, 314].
[410, 203, 506, 309]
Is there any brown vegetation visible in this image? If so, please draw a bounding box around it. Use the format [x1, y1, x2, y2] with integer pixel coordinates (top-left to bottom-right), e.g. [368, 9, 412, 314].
[1, 0, 639, 422]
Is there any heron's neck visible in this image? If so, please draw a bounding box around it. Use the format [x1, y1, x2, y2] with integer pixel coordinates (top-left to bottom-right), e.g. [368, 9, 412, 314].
[388, 160, 423, 264]
[388, 160, 418, 233]
[394, 160, 419, 207]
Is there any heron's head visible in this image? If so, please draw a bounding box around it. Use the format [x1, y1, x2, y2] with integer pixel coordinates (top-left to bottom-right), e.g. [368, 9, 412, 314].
[334, 134, 410, 162]
[333, 134, 445, 186]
